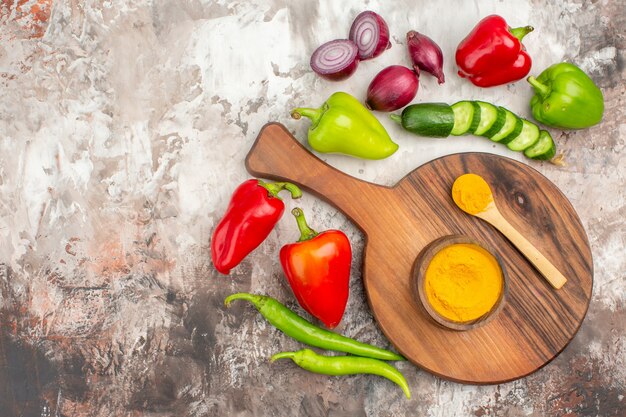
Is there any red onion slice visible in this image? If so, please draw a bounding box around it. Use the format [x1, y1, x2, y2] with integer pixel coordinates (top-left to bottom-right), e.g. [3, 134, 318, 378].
[349, 11, 391, 60]
[310, 39, 359, 81]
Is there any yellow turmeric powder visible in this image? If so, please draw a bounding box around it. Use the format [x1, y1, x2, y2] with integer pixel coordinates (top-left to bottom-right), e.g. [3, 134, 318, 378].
[424, 243, 503, 323]
[452, 173, 493, 214]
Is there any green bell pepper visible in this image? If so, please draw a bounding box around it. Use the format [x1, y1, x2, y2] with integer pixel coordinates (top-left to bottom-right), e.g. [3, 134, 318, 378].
[291, 92, 398, 160]
[527, 63, 604, 129]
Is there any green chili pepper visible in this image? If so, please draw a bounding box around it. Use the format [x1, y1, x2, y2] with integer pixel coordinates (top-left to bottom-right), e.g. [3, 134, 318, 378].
[291, 92, 399, 160]
[271, 349, 411, 399]
[527, 62, 604, 129]
[224, 293, 404, 361]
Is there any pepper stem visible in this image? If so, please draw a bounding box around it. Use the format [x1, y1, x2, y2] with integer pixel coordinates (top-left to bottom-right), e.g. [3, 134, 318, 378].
[527, 76, 551, 99]
[270, 351, 296, 363]
[291, 208, 318, 242]
[224, 292, 268, 309]
[389, 114, 403, 124]
[291, 104, 326, 130]
[510, 25, 534, 42]
[258, 180, 303, 199]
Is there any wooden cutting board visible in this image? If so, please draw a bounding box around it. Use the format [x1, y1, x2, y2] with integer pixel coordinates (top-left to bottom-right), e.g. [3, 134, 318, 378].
[245, 123, 593, 384]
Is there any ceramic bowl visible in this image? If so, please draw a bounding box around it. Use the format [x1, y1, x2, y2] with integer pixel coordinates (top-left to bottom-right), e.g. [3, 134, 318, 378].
[411, 235, 508, 331]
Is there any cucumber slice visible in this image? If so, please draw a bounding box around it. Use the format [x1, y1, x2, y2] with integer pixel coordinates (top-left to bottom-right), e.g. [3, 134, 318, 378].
[481, 106, 507, 138]
[473, 101, 501, 136]
[488, 108, 520, 142]
[524, 130, 556, 160]
[451, 101, 477, 136]
[499, 118, 525, 144]
[468, 101, 482, 134]
[507, 119, 540, 151]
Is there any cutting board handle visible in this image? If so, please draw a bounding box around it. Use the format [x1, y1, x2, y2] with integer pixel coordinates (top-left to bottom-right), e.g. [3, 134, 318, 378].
[245, 123, 390, 231]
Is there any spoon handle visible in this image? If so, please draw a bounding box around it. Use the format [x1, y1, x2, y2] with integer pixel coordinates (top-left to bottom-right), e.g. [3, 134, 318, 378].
[481, 211, 567, 289]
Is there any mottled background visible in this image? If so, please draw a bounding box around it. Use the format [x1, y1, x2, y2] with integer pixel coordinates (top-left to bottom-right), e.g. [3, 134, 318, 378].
[0, 0, 624, 416]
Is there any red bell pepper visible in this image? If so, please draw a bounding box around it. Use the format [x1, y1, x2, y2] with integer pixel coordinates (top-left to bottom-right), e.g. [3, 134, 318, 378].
[455, 15, 534, 87]
[280, 208, 352, 329]
[211, 179, 301, 275]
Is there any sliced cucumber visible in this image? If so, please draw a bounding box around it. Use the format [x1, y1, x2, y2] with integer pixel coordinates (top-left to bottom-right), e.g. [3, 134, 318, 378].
[468, 101, 482, 134]
[393, 99, 559, 162]
[524, 130, 556, 160]
[507, 119, 540, 151]
[473, 101, 501, 136]
[392, 103, 455, 137]
[488, 109, 520, 142]
[481, 106, 507, 138]
[495, 116, 524, 145]
[451, 101, 477, 136]
[499, 118, 525, 144]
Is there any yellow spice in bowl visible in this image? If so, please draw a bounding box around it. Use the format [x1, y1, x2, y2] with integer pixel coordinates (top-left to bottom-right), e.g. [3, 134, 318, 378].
[424, 243, 503, 323]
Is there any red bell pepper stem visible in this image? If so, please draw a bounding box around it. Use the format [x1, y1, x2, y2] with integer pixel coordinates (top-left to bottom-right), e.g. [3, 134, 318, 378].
[509, 26, 534, 42]
[259, 180, 302, 200]
[291, 208, 318, 242]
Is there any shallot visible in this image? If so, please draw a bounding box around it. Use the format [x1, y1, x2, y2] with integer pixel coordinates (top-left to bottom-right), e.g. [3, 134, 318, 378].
[366, 65, 419, 112]
[349, 11, 391, 60]
[310, 39, 359, 81]
[406, 30, 445, 84]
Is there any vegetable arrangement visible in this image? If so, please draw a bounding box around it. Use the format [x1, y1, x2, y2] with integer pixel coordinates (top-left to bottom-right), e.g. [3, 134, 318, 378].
[212, 8, 606, 400]
[300, 11, 604, 164]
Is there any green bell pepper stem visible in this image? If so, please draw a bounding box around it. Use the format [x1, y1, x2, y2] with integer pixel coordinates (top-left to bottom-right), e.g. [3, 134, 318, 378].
[258, 180, 302, 199]
[510, 25, 534, 42]
[527, 76, 550, 99]
[291, 207, 318, 242]
[291, 106, 326, 129]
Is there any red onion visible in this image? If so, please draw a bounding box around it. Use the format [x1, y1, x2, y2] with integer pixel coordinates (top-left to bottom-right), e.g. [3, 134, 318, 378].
[366, 65, 419, 112]
[406, 30, 445, 84]
[310, 39, 359, 81]
[349, 11, 391, 60]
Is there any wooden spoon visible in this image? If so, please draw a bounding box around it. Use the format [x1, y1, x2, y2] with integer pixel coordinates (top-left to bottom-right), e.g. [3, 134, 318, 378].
[452, 174, 567, 290]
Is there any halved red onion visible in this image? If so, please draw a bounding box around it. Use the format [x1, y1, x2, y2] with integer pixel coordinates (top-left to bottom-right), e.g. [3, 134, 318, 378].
[407, 30, 445, 84]
[349, 11, 391, 60]
[366, 65, 419, 112]
[310, 39, 359, 81]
